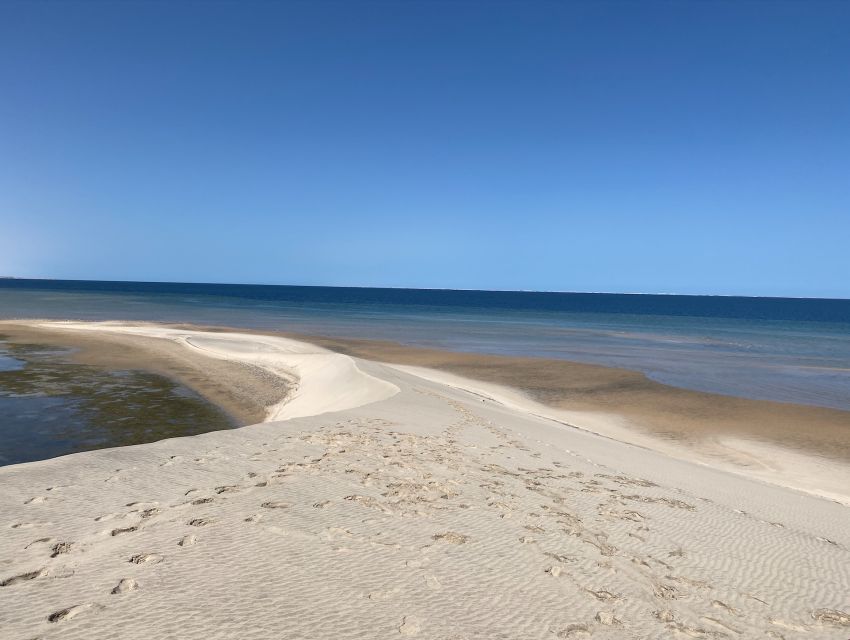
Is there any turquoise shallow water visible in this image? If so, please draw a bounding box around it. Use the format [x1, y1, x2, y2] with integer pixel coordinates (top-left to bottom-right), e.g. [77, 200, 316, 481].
[1, 279, 849, 412]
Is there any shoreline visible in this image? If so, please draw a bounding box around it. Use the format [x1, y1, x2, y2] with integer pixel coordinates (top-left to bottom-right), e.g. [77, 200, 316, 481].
[279, 330, 850, 504]
[3, 319, 850, 504]
[1, 322, 848, 638]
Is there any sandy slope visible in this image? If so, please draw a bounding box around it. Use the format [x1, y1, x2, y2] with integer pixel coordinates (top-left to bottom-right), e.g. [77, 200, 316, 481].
[1, 324, 848, 639]
[387, 364, 850, 505]
[28, 322, 400, 421]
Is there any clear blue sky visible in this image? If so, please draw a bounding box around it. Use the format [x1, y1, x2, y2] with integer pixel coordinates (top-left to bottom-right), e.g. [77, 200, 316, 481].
[1, 1, 848, 297]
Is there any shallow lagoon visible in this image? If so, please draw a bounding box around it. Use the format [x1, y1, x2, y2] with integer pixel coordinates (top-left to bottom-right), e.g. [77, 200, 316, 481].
[0, 337, 234, 466]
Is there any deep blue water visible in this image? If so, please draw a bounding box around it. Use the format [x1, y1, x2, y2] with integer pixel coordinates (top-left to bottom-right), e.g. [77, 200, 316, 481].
[3, 278, 850, 322]
[2, 278, 850, 412]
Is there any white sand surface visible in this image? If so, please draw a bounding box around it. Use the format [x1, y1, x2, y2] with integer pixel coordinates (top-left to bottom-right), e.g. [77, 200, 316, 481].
[388, 364, 850, 505]
[31, 321, 400, 420]
[1, 323, 848, 639]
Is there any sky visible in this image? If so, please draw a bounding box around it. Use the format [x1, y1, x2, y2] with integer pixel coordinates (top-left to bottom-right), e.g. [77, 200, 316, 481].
[1, 1, 848, 297]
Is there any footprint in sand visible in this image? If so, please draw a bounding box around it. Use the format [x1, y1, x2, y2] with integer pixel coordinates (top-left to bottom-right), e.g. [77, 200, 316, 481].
[769, 617, 809, 632]
[178, 535, 197, 547]
[654, 610, 675, 623]
[111, 578, 139, 594]
[261, 501, 292, 509]
[128, 553, 163, 565]
[0, 568, 44, 587]
[111, 526, 138, 537]
[546, 563, 572, 577]
[651, 581, 679, 600]
[586, 588, 619, 601]
[50, 542, 72, 557]
[48, 603, 102, 623]
[595, 611, 620, 626]
[666, 620, 721, 637]
[431, 532, 469, 545]
[711, 600, 739, 615]
[24, 496, 47, 505]
[812, 608, 850, 627]
[555, 623, 591, 638]
[398, 615, 423, 636]
[187, 518, 212, 527]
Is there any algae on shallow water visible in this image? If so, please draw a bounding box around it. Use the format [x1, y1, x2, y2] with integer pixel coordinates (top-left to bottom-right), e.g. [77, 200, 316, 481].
[0, 336, 235, 465]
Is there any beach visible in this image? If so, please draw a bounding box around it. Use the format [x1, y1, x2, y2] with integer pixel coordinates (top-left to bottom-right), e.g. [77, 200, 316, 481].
[1, 321, 848, 639]
[6, 0, 850, 636]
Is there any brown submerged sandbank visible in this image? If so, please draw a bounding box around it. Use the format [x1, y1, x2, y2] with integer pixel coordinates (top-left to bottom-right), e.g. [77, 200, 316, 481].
[158, 321, 850, 465]
[0, 322, 287, 427]
[275, 330, 850, 465]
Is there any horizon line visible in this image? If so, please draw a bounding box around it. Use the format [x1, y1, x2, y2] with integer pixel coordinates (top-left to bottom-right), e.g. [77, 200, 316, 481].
[2, 276, 848, 302]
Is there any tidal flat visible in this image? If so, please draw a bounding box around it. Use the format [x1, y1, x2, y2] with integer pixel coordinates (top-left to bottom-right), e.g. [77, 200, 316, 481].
[0, 335, 235, 465]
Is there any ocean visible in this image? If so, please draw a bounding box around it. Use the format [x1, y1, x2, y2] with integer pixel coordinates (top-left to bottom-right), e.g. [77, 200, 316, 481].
[2, 278, 849, 412]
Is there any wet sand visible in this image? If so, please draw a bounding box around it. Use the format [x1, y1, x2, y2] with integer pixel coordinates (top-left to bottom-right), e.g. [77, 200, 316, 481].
[265, 331, 850, 464]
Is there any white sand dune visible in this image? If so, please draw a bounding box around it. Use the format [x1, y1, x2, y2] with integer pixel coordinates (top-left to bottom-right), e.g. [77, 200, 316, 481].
[33, 321, 400, 420]
[1, 323, 848, 639]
